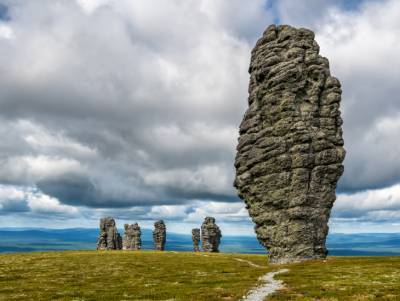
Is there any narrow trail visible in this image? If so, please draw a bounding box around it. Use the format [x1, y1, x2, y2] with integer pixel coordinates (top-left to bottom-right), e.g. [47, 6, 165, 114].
[234, 258, 263, 268]
[241, 269, 289, 301]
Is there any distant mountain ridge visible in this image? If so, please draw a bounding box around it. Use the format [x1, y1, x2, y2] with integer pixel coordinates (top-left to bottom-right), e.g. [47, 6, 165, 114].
[1, 228, 400, 256]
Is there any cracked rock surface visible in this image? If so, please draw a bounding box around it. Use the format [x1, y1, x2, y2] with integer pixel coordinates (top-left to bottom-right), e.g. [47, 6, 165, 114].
[234, 25, 345, 264]
[153, 220, 166, 251]
[96, 217, 122, 250]
[123, 223, 142, 250]
[201, 217, 221, 252]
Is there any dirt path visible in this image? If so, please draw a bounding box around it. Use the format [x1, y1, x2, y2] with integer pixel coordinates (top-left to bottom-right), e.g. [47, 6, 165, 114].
[234, 258, 263, 268]
[241, 269, 289, 301]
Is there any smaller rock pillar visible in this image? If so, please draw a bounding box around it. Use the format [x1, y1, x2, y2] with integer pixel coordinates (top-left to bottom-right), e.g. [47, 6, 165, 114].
[201, 217, 222, 252]
[192, 228, 200, 252]
[153, 220, 166, 251]
[96, 217, 122, 250]
[123, 223, 142, 250]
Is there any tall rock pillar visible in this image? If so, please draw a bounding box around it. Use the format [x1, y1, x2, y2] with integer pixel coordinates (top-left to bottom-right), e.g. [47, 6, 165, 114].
[234, 25, 345, 264]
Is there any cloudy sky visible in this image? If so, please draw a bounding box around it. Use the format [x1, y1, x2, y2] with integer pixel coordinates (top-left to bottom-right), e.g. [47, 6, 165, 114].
[0, 0, 400, 235]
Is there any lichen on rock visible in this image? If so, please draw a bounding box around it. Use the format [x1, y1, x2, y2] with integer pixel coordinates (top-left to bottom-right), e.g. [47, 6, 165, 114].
[201, 217, 221, 252]
[96, 217, 122, 250]
[234, 25, 345, 264]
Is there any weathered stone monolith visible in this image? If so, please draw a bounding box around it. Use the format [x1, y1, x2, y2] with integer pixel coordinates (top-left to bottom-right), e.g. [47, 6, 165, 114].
[201, 217, 221, 252]
[234, 25, 345, 264]
[123, 223, 142, 250]
[96, 217, 122, 250]
[192, 228, 200, 252]
[153, 220, 166, 251]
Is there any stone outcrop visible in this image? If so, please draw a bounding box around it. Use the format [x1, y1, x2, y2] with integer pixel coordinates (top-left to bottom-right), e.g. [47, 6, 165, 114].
[192, 228, 200, 252]
[234, 25, 345, 264]
[96, 217, 122, 250]
[153, 220, 166, 251]
[201, 217, 221, 252]
[122, 223, 142, 250]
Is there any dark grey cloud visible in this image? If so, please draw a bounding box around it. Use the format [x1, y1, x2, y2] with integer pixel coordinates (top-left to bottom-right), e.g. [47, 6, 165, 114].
[37, 175, 96, 207]
[0, 0, 273, 208]
[0, 184, 79, 219]
[0, 198, 29, 214]
[0, 3, 9, 21]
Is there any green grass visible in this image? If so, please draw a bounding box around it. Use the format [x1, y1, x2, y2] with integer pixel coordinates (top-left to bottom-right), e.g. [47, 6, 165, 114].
[0, 251, 399, 301]
[0, 250, 269, 301]
[270, 257, 400, 301]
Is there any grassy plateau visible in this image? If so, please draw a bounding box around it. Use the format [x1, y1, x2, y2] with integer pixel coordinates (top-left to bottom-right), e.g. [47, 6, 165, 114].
[0, 251, 399, 301]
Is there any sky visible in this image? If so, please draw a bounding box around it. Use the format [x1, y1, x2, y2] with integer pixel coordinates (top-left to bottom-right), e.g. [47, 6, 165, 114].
[0, 0, 400, 235]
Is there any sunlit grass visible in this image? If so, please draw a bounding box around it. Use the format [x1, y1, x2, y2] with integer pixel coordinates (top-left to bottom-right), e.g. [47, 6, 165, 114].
[1, 251, 399, 301]
[270, 257, 400, 301]
[0, 250, 269, 301]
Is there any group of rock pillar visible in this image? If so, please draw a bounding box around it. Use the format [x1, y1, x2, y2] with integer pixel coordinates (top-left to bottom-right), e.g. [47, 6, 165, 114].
[192, 217, 222, 252]
[96, 218, 167, 251]
[96, 25, 344, 265]
[96, 217, 143, 251]
[96, 216, 221, 252]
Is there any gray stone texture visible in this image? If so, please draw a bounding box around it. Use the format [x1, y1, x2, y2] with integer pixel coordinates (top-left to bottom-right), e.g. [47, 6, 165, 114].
[123, 223, 142, 250]
[153, 220, 166, 251]
[192, 228, 200, 252]
[201, 217, 221, 252]
[234, 25, 345, 264]
[96, 217, 122, 250]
